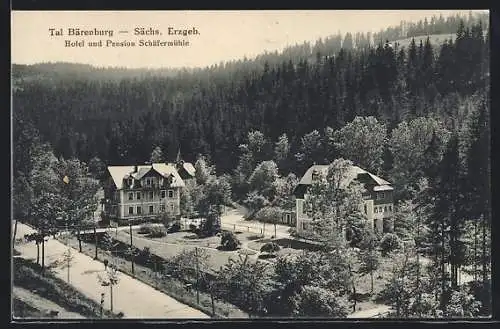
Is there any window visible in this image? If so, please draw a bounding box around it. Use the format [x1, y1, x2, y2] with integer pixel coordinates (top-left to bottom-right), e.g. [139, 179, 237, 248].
[389, 205, 392, 211]
[128, 178, 133, 186]
[136, 192, 141, 200]
[146, 178, 151, 186]
[137, 206, 142, 214]
[149, 205, 154, 214]
[170, 203, 174, 211]
[128, 193, 134, 201]
[149, 191, 154, 200]
[128, 207, 134, 215]
[384, 206, 387, 212]
[379, 192, 385, 199]
[160, 205, 165, 212]
[374, 207, 378, 214]
[380, 207, 383, 213]
[168, 190, 174, 198]
[161, 190, 166, 199]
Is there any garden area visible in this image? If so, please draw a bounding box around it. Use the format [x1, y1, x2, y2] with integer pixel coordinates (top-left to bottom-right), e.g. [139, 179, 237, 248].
[55, 225, 406, 318]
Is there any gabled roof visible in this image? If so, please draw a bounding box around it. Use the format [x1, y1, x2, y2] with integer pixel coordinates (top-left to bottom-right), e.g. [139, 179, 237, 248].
[295, 163, 392, 193]
[108, 163, 185, 189]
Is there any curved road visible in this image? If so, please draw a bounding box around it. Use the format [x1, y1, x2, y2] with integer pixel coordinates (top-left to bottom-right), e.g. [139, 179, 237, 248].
[14, 222, 209, 319]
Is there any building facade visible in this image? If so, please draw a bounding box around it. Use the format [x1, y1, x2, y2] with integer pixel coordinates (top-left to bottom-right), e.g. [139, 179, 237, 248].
[102, 163, 193, 224]
[294, 163, 394, 236]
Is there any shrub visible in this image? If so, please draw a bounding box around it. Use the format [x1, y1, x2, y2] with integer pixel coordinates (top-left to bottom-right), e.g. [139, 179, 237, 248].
[167, 222, 181, 233]
[138, 224, 152, 234]
[380, 233, 400, 256]
[148, 226, 167, 238]
[260, 242, 281, 254]
[220, 231, 241, 251]
[291, 285, 348, 317]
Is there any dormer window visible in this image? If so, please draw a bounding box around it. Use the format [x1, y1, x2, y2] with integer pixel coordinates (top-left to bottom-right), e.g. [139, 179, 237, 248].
[311, 169, 320, 182]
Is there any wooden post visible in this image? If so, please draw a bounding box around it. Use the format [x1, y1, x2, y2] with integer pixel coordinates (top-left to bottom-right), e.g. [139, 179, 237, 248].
[129, 223, 135, 275]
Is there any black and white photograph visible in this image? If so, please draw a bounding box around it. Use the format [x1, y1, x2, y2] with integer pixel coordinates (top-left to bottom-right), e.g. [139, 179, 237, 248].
[11, 9, 491, 320]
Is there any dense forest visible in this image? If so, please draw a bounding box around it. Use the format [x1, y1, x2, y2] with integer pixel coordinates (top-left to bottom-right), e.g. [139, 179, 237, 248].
[13, 17, 489, 174]
[12, 12, 491, 318]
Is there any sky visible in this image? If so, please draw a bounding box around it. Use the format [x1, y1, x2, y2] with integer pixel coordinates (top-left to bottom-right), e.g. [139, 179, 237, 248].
[11, 10, 487, 69]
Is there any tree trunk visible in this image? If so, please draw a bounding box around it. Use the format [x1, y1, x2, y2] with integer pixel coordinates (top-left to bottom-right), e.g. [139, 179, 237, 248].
[36, 243, 40, 265]
[440, 219, 445, 310]
[370, 270, 374, 294]
[41, 239, 45, 271]
[78, 225, 82, 253]
[110, 285, 114, 312]
[211, 292, 215, 316]
[473, 219, 478, 282]
[12, 219, 18, 249]
[94, 226, 98, 259]
[481, 214, 488, 285]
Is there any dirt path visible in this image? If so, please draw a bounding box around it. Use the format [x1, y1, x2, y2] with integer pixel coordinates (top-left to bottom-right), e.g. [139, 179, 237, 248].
[14, 223, 209, 319]
[13, 286, 86, 319]
[221, 205, 293, 239]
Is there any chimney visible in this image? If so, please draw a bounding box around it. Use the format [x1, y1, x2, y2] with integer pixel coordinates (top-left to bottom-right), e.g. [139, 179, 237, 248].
[134, 165, 138, 173]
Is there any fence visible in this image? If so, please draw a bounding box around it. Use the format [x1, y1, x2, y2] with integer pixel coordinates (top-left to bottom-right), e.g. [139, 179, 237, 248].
[220, 223, 270, 236]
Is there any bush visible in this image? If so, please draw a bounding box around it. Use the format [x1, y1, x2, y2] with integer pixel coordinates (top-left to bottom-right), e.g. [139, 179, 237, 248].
[291, 285, 348, 317]
[260, 242, 281, 254]
[220, 231, 241, 251]
[380, 233, 400, 256]
[148, 226, 167, 238]
[138, 224, 152, 234]
[167, 222, 181, 233]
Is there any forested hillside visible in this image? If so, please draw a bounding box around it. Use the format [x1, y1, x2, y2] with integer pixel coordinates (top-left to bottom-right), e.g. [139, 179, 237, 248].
[13, 18, 488, 174]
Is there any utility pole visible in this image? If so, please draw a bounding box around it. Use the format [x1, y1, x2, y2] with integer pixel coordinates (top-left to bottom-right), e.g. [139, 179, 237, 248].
[195, 247, 200, 305]
[129, 222, 135, 275]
